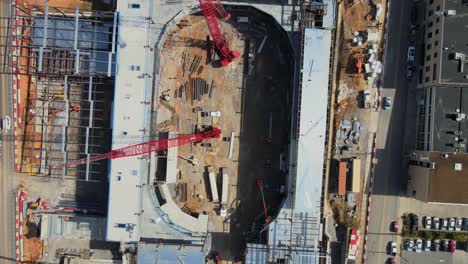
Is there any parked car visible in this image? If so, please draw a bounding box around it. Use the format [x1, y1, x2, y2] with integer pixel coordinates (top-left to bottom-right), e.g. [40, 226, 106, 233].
[449, 240, 456, 253]
[383, 97, 392, 110]
[406, 65, 414, 79]
[442, 240, 449, 251]
[407, 46, 416, 62]
[415, 239, 423, 252]
[433, 239, 440, 251]
[462, 218, 468, 231]
[405, 239, 414, 251]
[424, 240, 431, 251]
[410, 214, 419, 231]
[455, 218, 463, 231]
[2, 116, 11, 131]
[392, 221, 399, 233]
[448, 218, 456, 231]
[441, 218, 448, 230]
[432, 217, 440, 229]
[389, 241, 397, 255]
[363, 90, 371, 108]
[424, 216, 432, 229]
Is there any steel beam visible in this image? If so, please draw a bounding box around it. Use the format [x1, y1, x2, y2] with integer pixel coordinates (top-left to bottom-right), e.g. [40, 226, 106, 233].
[42, 3, 48, 48]
[74, 6, 79, 50]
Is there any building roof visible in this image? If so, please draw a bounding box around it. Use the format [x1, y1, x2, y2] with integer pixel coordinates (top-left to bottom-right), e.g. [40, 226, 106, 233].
[428, 152, 468, 204]
[247, 27, 331, 263]
[106, 0, 153, 242]
[294, 27, 330, 215]
[430, 86, 468, 153]
[137, 242, 205, 263]
[438, 0, 468, 85]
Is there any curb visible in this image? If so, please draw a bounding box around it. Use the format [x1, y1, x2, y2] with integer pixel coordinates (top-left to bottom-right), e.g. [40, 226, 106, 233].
[11, 0, 21, 173]
[361, 135, 377, 263]
[15, 190, 26, 262]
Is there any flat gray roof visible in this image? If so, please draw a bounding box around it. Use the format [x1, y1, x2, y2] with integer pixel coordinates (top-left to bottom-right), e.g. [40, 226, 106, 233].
[106, 0, 154, 242]
[439, 0, 468, 84]
[430, 86, 468, 153]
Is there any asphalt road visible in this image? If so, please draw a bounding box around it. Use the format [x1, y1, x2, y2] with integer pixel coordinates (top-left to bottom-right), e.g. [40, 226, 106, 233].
[365, 0, 413, 263]
[0, 0, 16, 262]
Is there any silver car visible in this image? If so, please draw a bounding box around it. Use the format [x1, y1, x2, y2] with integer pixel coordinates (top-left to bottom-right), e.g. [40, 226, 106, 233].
[415, 239, 423, 252]
[424, 240, 431, 251]
[432, 217, 440, 229]
[448, 218, 456, 231]
[455, 218, 463, 231]
[2, 116, 11, 131]
[407, 46, 416, 62]
[441, 218, 448, 230]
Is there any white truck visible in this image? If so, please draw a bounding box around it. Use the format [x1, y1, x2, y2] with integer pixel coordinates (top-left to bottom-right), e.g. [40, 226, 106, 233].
[219, 168, 229, 217]
[363, 90, 371, 109]
[207, 166, 219, 203]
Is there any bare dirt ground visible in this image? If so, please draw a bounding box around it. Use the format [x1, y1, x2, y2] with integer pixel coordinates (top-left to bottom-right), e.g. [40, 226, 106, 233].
[156, 11, 294, 260]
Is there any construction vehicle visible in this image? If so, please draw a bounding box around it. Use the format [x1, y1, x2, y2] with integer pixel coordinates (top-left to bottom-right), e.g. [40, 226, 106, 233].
[356, 58, 363, 74]
[53, 127, 221, 168]
[199, 0, 240, 66]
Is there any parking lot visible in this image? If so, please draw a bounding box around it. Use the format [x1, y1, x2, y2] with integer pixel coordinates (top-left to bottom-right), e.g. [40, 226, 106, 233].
[402, 250, 468, 264]
[399, 197, 468, 226]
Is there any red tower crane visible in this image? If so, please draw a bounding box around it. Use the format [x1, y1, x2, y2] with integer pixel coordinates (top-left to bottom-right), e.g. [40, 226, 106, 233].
[199, 0, 240, 66]
[53, 127, 221, 169]
[257, 178, 272, 224]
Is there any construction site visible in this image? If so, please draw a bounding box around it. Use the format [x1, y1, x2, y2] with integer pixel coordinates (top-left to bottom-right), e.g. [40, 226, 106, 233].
[153, 6, 294, 258]
[0, 0, 338, 263]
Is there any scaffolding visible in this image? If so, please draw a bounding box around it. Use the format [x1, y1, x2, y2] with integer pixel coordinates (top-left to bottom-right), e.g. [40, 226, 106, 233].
[245, 213, 323, 264]
[0, 3, 117, 181]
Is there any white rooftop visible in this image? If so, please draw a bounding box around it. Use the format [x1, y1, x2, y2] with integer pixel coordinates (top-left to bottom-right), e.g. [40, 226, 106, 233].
[106, 0, 154, 242]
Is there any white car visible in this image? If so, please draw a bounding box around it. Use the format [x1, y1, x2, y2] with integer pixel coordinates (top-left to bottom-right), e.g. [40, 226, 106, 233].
[448, 218, 456, 231]
[209, 111, 221, 117]
[415, 239, 423, 252]
[390, 241, 397, 255]
[407, 46, 416, 62]
[455, 218, 463, 231]
[424, 216, 432, 229]
[2, 116, 11, 131]
[424, 240, 431, 251]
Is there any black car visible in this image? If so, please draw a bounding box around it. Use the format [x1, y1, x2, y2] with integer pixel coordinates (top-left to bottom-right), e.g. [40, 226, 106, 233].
[442, 240, 449, 251]
[462, 218, 468, 231]
[409, 213, 419, 231]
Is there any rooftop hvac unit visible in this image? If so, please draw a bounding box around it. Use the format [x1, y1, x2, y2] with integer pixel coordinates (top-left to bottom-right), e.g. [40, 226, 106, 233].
[445, 10, 456, 16]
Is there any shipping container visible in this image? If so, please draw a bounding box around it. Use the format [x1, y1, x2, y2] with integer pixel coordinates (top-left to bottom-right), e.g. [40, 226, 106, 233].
[351, 158, 361, 193]
[221, 168, 229, 205]
[338, 161, 347, 196]
[208, 166, 219, 202]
